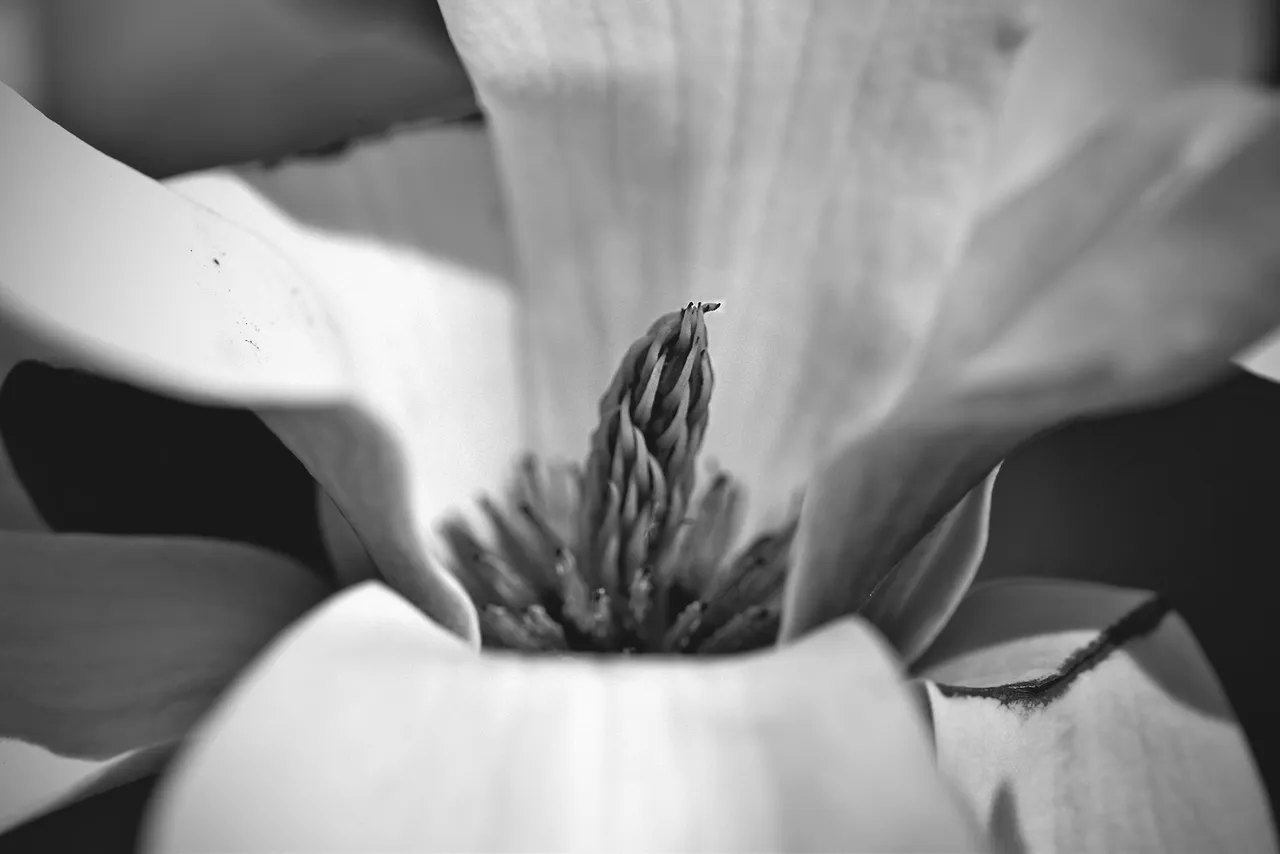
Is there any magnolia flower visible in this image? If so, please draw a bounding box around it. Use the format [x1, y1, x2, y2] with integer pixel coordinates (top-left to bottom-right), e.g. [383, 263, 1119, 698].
[2, 1, 1280, 851]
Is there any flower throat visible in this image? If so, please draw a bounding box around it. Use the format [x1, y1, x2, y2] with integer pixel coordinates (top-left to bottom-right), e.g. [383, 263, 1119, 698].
[442, 303, 796, 655]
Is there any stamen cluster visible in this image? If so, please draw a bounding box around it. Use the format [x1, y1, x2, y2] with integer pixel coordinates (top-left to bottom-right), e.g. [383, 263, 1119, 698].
[441, 303, 796, 655]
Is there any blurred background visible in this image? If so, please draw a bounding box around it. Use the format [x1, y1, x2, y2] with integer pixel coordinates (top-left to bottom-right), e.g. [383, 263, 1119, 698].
[1, 0, 1280, 850]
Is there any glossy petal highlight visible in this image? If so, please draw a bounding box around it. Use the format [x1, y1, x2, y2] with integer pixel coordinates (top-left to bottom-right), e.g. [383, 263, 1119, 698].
[146, 583, 986, 852]
[918, 579, 1277, 853]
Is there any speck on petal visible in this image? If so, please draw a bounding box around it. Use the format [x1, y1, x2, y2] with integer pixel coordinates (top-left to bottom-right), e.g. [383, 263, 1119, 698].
[916, 578, 1277, 854]
[144, 582, 988, 853]
[0, 83, 523, 641]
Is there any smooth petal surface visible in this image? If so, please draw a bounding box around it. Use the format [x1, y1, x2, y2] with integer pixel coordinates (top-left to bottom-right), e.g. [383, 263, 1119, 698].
[316, 487, 377, 587]
[920, 85, 1280, 429]
[439, 0, 1030, 536]
[994, 0, 1280, 386]
[785, 86, 1280, 638]
[0, 83, 351, 406]
[146, 583, 987, 853]
[0, 531, 330, 759]
[0, 740, 169, 834]
[1, 85, 519, 640]
[37, 0, 476, 177]
[990, 0, 1270, 199]
[860, 465, 1000, 664]
[168, 130, 523, 642]
[0, 741, 120, 833]
[917, 579, 1276, 854]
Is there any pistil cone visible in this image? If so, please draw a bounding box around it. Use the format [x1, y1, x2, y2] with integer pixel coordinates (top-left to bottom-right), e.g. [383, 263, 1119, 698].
[578, 302, 718, 607]
[441, 300, 795, 655]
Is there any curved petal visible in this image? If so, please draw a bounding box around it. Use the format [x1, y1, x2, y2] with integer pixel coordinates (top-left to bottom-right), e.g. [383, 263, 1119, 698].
[860, 466, 1000, 664]
[0, 83, 351, 406]
[917, 85, 1280, 430]
[316, 488, 377, 587]
[0, 85, 515, 640]
[782, 87, 1280, 639]
[167, 134, 523, 642]
[439, 0, 1030, 534]
[145, 582, 987, 852]
[997, 1, 1280, 384]
[39, 0, 476, 177]
[0, 740, 116, 833]
[991, 0, 1269, 199]
[0, 531, 330, 759]
[917, 578, 1277, 853]
[0, 740, 170, 835]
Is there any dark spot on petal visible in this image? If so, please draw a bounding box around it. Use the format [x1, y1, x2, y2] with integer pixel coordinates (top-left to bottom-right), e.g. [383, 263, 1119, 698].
[935, 595, 1172, 710]
[994, 14, 1031, 56]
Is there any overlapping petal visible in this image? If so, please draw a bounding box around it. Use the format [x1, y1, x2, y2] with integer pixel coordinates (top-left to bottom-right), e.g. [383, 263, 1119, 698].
[784, 84, 1280, 641]
[918, 85, 1280, 426]
[858, 465, 1000, 664]
[0, 532, 330, 761]
[144, 583, 986, 853]
[917, 579, 1276, 853]
[0, 83, 525, 640]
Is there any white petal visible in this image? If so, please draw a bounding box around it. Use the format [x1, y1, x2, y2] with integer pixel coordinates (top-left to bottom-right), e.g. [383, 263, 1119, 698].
[439, 0, 1029, 532]
[923, 85, 1280, 428]
[0, 83, 350, 406]
[991, 0, 1269, 199]
[316, 487, 377, 587]
[860, 466, 1000, 664]
[0, 740, 116, 833]
[0, 740, 169, 834]
[0, 531, 329, 759]
[146, 582, 987, 853]
[0, 86, 516, 639]
[917, 578, 1277, 853]
[168, 130, 523, 640]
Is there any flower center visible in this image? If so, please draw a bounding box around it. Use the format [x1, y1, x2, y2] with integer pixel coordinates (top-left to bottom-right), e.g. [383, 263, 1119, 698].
[442, 303, 799, 655]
